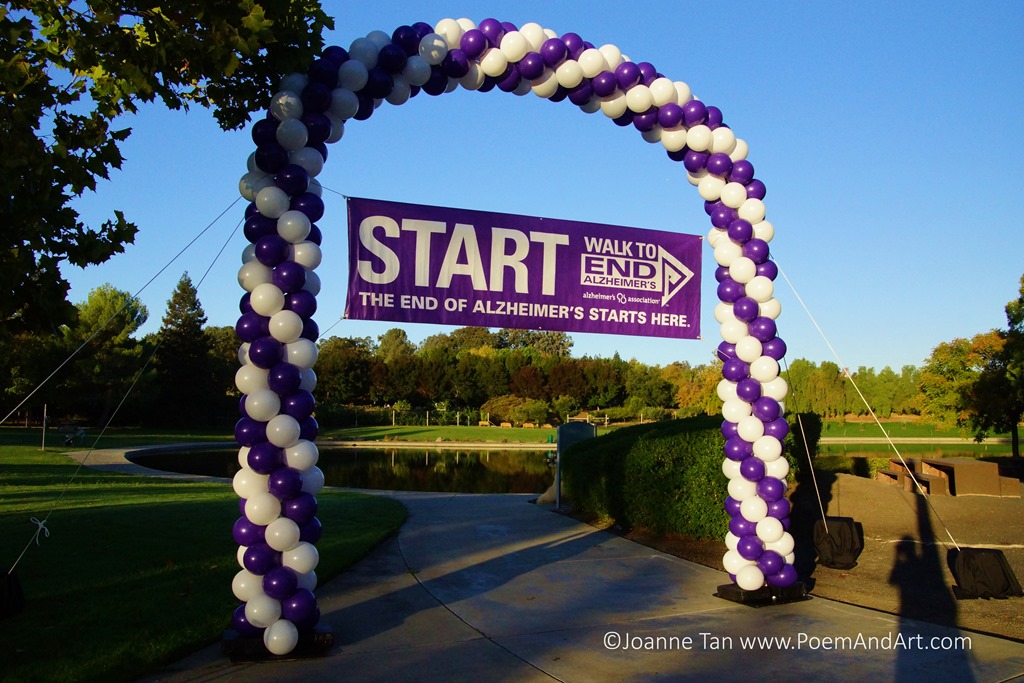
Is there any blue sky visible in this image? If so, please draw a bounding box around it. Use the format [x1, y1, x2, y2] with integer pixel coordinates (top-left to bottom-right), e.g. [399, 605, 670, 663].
[67, 1, 1023, 372]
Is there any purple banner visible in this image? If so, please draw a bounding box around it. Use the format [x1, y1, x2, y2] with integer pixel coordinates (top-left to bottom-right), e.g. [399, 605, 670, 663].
[344, 197, 702, 339]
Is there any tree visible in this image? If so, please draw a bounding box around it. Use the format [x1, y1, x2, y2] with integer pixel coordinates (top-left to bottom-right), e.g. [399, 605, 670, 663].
[316, 336, 374, 406]
[1, 1, 332, 332]
[152, 273, 214, 426]
[496, 329, 573, 357]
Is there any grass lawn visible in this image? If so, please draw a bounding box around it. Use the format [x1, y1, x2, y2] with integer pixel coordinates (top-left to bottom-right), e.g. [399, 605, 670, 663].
[0, 437, 406, 683]
[322, 423, 562, 444]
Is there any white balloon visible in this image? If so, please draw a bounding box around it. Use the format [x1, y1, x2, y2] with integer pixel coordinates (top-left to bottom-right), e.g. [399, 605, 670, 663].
[365, 29, 391, 49]
[735, 336, 763, 363]
[237, 446, 250, 469]
[434, 18, 463, 47]
[599, 92, 628, 118]
[759, 298, 782, 319]
[233, 467, 269, 499]
[237, 342, 251, 366]
[722, 457, 742, 480]
[728, 476, 758, 502]
[729, 256, 757, 284]
[235, 365, 269, 394]
[713, 238, 742, 267]
[720, 182, 748, 209]
[577, 48, 609, 78]
[283, 542, 320, 574]
[762, 376, 789, 401]
[337, 59, 369, 91]
[750, 356, 781, 382]
[301, 466, 325, 494]
[725, 532, 740, 552]
[264, 619, 299, 656]
[720, 318, 748, 344]
[711, 126, 737, 155]
[241, 242, 257, 264]
[737, 415, 765, 442]
[480, 48, 509, 77]
[285, 440, 319, 471]
[514, 77, 535, 97]
[266, 414, 301, 448]
[237, 261, 272, 292]
[745, 275, 775, 303]
[722, 397, 753, 423]
[232, 569, 263, 601]
[717, 378, 739, 402]
[269, 310, 304, 343]
[456, 17, 477, 32]
[307, 180, 322, 200]
[687, 124, 713, 152]
[245, 388, 282, 422]
[641, 127, 662, 144]
[519, 22, 546, 51]
[237, 544, 248, 568]
[753, 219, 775, 242]
[531, 70, 559, 99]
[244, 594, 281, 629]
[288, 147, 324, 177]
[722, 549, 754, 575]
[596, 45, 621, 70]
[785, 552, 796, 565]
[299, 368, 317, 393]
[738, 198, 767, 224]
[765, 457, 791, 480]
[239, 171, 270, 202]
[419, 33, 449, 65]
[277, 210, 312, 243]
[753, 435, 783, 462]
[348, 37, 379, 68]
[660, 127, 688, 153]
[714, 301, 735, 324]
[625, 84, 653, 113]
[736, 564, 765, 591]
[730, 138, 750, 162]
[265, 517, 301, 552]
[756, 517, 785, 544]
[766, 532, 795, 557]
[458, 63, 486, 90]
[402, 56, 432, 86]
[330, 88, 359, 119]
[499, 31, 530, 62]
[245, 492, 282, 526]
[740, 496, 768, 523]
[302, 270, 321, 296]
[285, 339, 318, 369]
[555, 60, 585, 89]
[249, 283, 285, 317]
[649, 77, 676, 106]
[686, 170, 707, 187]
[295, 569, 318, 592]
[279, 72, 308, 94]
[255, 186, 290, 219]
[706, 227, 727, 248]
[698, 174, 726, 202]
[275, 118, 308, 151]
[269, 91, 303, 121]
[673, 80, 692, 104]
[290, 241, 322, 269]
[385, 79, 411, 106]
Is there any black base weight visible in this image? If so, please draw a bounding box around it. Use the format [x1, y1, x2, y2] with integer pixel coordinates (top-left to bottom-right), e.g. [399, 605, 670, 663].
[715, 581, 810, 607]
[222, 623, 334, 662]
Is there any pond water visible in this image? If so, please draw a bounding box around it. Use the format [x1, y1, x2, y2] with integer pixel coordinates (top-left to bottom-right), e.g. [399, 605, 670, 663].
[135, 446, 557, 494]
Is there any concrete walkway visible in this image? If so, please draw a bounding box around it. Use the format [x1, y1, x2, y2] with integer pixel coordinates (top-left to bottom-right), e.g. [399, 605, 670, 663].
[136, 490, 1024, 683]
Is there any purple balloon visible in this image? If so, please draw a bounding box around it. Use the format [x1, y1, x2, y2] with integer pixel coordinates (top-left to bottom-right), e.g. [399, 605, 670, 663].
[299, 416, 319, 442]
[518, 52, 545, 80]
[254, 143, 289, 174]
[422, 66, 448, 95]
[273, 261, 307, 293]
[683, 150, 709, 173]
[748, 317, 778, 343]
[561, 32, 585, 58]
[232, 604, 263, 636]
[460, 29, 488, 59]
[729, 160, 755, 185]
[301, 317, 319, 342]
[283, 492, 318, 525]
[757, 477, 786, 503]
[753, 397, 781, 423]
[706, 105, 723, 129]
[299, 517, 322, 543]
[412, 22, 434, 39]
[281, 390, 315, 420]
[721, 420, 739, 440]
[273, 164, 310, 197]
[736, 377, 762, 402]
[282, 588, 320, 629]
[657, 102, 683, 128]
[762, 337, 787, 360]
[243, 543, 280, 575]
[764, 417, 790, 440]
[248, 336, 283, 369]
[268, 362, 302, 395]
[268, 466, 304, 500]
[632, 108, 659, 132]
[376, 43, 407, 74]
[716, 341, 737, 362]
[301, 113, 332, 145]
[232, 516, 267, 546]
[740, 456, 766, 482]
[727, 219, 753, 244]
[682, 100, 707, 127]
[290, 193, 324, 222]
[501, 22, 518, 33]
[612, 110, 634, 127]
[724, 496, 742, 516]
[307, 58, 339, 87]
[756, 260, 778, 280]
[300, 82, 332, 113]
[733, 296, 760, 323]
[251, 118, 279, 146]
[714, 265, 730, 282]
[737, 534, 764, 561]
[540, 37, 568, 67]
[743, 239, 770, 264]
[717, 278, 745, 303]
[706, 153, 733, 178]
[307, 224, 322, 246]
[710, 204, 738, 229]
[496, 66, 522, 93]
[286, 290, 318, 318]
[248, 441, 284, 475]
[746, 179, 767, 200]
[757, 550, 784, 576]
[766, 563, 798, 588]
[591, 70, 618, 97]
[234, 418, 267, 448]
[722, 358, 750, 382]
[442, 48, 470, 78]
[730, 515, 756, 538]
[321, 45, 349, 66]
[255, 234, 291, 267]
[244, 214, 278, 243]
[768, 498, 791, 519]
[262, 566, 299, 600]
[392, 26, 421, 56]
[725, 437, 753, 461]
[478, 18, 505, 45]
[614, 62, 641, 90]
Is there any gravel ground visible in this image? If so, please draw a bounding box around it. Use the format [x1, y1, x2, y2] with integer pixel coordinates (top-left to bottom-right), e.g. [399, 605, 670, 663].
[589, 471, 1024, 643]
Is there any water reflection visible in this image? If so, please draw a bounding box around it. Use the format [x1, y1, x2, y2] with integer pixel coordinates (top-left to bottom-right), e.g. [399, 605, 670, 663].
[136, 447, 555, 494]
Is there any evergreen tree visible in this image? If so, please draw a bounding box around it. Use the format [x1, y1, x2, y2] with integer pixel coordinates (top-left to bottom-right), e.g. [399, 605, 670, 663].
[152, 273, 212, 426]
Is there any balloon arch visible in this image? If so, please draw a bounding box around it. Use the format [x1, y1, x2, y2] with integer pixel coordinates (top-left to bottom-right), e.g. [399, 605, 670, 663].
[230, 17, 794, 656]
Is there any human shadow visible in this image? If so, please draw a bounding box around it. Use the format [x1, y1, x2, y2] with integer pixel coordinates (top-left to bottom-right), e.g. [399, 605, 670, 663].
[887, 494, 974, 682]
[788, 413, 834, 589]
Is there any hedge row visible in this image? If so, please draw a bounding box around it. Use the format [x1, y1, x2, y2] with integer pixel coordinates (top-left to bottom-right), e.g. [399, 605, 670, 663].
[562, 415, 811, 540]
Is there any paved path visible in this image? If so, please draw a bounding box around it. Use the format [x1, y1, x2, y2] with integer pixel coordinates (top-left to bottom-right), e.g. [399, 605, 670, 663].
[138, 491, 1024, 683]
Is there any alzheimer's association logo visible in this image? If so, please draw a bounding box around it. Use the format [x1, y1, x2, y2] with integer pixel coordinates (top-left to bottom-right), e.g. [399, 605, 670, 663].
[580, 236, 694, 306]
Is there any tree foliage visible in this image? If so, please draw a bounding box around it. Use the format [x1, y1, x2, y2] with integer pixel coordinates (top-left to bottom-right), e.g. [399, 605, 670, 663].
[0, 0, 332, 332]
